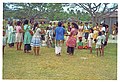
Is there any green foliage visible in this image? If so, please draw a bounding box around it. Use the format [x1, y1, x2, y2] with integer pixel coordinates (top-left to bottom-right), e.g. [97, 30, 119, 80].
[3, 3, 91, 21]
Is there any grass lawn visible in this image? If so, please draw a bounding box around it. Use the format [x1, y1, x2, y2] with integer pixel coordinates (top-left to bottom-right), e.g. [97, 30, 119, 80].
[3, 43, 117, 80]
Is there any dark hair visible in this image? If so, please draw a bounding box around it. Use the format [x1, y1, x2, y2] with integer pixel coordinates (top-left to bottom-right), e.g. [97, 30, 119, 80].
[49, 22, 52, 25]
[102, 31, 105, 34]
[17, 21, 21, 26]
[85, 22, 88, 24]
[46, 27, 49, 30]
[68, 22, 70, 24]
[100, 24, 102, 26]
[72, 22, 78, 29]
[33, 22, 38, 31]
[98, 32, 102, 36]
[90, 28, 93, 33]
[106, 25, 109, 28]
[58, 22, 62, 27]
[79, 39, 82, 42]
[102, 23, 106, 27]
[24, 20, 28, 25]
[96, 22, 98, 26]
[10, 21, 13, 26]
[8, 21, 10, 24]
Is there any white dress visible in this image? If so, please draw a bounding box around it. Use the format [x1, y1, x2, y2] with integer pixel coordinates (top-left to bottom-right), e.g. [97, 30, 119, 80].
[96, 36, 102, 48]
[88, 33, 93, 47]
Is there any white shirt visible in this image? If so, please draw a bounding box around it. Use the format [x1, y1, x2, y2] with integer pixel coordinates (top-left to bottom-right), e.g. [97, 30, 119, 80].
[79, 26, 83, 30]
[8, 26, 14, 34]
[84, 25, 90, 30]
[101, 35, 106, 44]
[33, 28, 41, 38]
[88, 33, 93, 40]
[96, 36, 102, 45]
[102, 27, 106, 32]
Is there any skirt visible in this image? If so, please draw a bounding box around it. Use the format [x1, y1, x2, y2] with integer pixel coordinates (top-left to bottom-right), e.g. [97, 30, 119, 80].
[88, 40, 92, 48]
[16, 33, 23, 42]
[31, 37, 41, 47]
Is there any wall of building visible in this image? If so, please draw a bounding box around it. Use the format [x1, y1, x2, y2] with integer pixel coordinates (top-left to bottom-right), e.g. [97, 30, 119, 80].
[104, 17, 118, 34]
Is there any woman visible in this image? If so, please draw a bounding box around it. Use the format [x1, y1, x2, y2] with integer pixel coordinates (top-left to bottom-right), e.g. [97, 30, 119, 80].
[84, 22, 90, 42]
[31, 22, 42, 55]
[23, 20, 32, 53]
[7, 21, 15, 47]
[55, 22, 66, 56]
[15, 21, 23, 50]
[66, 22, 78, 55]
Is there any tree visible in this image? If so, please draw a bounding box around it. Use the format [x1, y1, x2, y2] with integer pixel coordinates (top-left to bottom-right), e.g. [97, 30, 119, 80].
[68, 3, 118, 25]
[3, 3, 65, 21]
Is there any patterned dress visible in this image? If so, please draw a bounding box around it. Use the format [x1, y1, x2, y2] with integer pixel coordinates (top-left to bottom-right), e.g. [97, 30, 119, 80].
[31, 28, 41, 47]
[66, 28, 78, 47]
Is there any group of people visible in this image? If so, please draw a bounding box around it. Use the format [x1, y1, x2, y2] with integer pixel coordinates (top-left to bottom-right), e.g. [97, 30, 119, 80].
[3, 19, 109, 57]
[67, 22, 108, 56]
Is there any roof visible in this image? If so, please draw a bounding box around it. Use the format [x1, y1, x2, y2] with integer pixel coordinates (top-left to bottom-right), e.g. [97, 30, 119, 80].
[103, 11, 118, 18]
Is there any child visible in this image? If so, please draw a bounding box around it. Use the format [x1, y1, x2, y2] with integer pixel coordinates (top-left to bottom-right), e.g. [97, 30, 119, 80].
[87, 28, 93, 53]
[31, 23, 42, 55]
[46, 32, 52, 48]
[101, 31, 106, 56]
[15, 21, 23, 50]
[77, 22, 83, 41]
[84, 22, 90, 42]
[3, 30, 6, 55]
[93, 27, 99, 43]
[96, 32, 102, 56]
[78, 37, 83, 49]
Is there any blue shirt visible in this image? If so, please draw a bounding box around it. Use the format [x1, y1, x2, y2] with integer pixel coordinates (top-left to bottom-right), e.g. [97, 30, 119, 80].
[55, 26, 65, 40]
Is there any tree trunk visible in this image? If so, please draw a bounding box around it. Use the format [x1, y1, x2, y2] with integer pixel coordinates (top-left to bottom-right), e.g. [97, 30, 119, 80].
[91, 15, 99, 26]
[91, 16, 95, 26]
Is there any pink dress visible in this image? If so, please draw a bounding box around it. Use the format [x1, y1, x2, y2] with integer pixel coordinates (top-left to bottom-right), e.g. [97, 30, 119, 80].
[15, 26, 23, 42]
[66, 28, 78, 47]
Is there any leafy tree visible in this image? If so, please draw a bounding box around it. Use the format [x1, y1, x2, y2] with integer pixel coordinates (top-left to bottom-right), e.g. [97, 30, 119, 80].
[70, 3, 118, 25]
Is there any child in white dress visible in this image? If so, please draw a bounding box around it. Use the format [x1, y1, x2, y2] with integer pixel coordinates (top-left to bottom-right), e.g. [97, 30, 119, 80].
[96, 32, 102, 56]
[88, 28, 93, 53]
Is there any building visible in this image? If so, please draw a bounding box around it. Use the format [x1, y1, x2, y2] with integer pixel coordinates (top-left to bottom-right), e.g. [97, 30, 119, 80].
[100, 11, 118, 34]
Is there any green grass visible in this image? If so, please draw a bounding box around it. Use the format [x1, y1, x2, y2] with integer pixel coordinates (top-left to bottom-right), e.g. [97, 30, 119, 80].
[3, 43, 117, 80]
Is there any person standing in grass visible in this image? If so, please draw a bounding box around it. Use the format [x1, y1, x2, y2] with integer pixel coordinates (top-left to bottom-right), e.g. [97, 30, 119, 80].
[55, 21, 66, 56]
[84, 22, 90, 42]
[7, 21, 15, 48]
[95, 32, 102, 56]
[66, 22, 78, 55]
[40, 22, 46, 41]
[87, 28, 93, 54]
[31, 22, 42, 55]
[77, 22, 84, 41]
[93, 23, 99, 43]
[105, 25, 109, 42]
[23, 20, 32, 53]
[101, 31, 107, 56]
[15, 21, 23, 50]
[3, 29, 6, 55]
